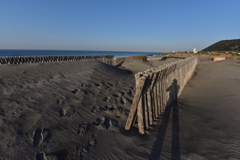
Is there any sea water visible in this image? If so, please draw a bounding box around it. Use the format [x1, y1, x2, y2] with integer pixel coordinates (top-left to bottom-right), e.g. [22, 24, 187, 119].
[0, 49, 164, 58]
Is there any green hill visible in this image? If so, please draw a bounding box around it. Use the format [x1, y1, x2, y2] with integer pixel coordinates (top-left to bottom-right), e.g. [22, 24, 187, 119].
[202, 39, 240, 51]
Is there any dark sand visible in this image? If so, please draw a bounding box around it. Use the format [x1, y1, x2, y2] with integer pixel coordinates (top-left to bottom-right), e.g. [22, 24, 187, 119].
[0, 58, 240, 160]
[0, 61, 136, 160]
[177, 59, 240, 160]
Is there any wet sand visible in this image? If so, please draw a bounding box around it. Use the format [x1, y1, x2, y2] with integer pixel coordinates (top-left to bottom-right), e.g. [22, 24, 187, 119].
[0, 58, 240, 160]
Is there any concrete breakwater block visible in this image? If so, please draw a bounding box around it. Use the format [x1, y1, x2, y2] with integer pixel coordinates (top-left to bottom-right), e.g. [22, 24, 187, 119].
[212, 56, 226, 61]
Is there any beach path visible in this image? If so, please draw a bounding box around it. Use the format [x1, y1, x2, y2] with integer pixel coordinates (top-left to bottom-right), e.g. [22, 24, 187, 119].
[178, 59, 240, 159]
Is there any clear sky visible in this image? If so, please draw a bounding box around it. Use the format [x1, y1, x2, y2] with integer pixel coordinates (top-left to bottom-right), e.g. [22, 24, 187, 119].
[0, 0, 239, 52]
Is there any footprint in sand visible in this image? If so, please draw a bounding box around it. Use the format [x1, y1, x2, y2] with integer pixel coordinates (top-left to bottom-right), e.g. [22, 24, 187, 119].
[127, 89, 134, 96]
[71, 89, 81, 94]
[103, 96, 111, 102]
[117, 90, 134, 103]
[81, 83, 90, 88]
[117, 91, 125, 96]
[59, 107, 66, 117]
[36, 152, 47, 160]
[94, 83, 100, 87]
[33, 128, 43, 147]
[91, 105, 101, 113]
[91, 104, 124, 118]
[96, 81, 113, 90]
[77, 122, 90, 134]
[33, 128, 52, 147]
[79, 138, 96, 158]
[106, 82, 113, 87]
[42, 129, 52, 143]
[72, 88, 88, 96]
[59, 106, 75, 117]
[106, 104, 117, 111]
[93, 116, 118, 130]
[119, 97, 126, 104]
[57, 96, 65, 105]
[94, 82, 104, 89]
[105, 105, 125, 117]
[46, 149, 69, 160]
[103, 96, 117, 104]
[91, 105, 112, 113]
[113, 94, 119, 98]
[113, 92, 130, 105]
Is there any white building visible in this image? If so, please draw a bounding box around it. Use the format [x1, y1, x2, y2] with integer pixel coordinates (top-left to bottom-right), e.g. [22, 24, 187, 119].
[192, 48, 198, 53]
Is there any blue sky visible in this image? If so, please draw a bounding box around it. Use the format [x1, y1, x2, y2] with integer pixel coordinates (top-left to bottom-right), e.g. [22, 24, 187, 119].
[0, 0, 239, 52]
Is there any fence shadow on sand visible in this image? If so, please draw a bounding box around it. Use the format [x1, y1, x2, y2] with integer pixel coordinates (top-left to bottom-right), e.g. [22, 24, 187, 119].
[149, 79, 180, 160]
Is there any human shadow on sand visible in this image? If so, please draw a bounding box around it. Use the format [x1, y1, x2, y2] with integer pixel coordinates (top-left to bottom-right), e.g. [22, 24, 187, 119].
[149, 79, 180, 160]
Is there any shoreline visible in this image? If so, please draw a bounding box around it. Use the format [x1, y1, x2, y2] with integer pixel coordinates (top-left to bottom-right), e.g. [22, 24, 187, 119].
[0, 49, 165, 58]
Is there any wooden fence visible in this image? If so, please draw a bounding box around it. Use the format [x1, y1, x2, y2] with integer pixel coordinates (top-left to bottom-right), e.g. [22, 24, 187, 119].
[0, 55, 114, 65]
[125, 56, 198, 134]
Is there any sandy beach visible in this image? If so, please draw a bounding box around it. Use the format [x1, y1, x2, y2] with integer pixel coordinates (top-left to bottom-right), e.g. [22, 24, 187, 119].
[178, 58, 240, 160]
[0, 57, 240, 160]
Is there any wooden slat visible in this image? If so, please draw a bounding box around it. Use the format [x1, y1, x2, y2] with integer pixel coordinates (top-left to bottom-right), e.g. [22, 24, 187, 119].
[125, 76, 146, 130]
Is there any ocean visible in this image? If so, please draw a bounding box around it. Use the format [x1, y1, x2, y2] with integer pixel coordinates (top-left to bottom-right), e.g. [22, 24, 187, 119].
[0, 50, 164, 58]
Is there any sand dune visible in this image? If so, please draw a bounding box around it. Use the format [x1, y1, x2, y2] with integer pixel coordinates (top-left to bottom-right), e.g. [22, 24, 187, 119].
[0, 61, 136, 159]
[0, 58, 240, 160]
[116, 57, 181, 74]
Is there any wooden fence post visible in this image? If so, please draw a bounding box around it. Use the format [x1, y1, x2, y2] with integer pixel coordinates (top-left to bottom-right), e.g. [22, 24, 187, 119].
[125, 75, 146, 130]
[124, 56, 198, 134]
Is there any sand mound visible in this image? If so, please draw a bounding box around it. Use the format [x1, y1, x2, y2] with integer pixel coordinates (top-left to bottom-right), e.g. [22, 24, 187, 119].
[0, 61, 138, 159]
[118, 58, 152, 74]
[114, 57, 184, 74]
